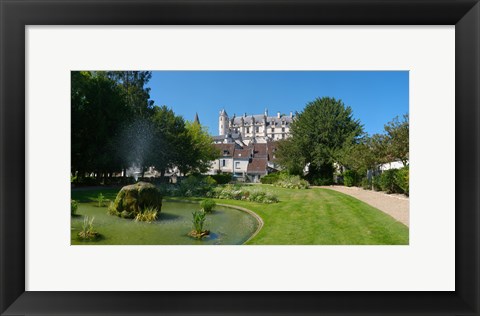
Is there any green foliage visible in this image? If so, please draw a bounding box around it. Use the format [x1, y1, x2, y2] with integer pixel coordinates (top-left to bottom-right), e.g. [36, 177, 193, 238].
[176, 175, 217, 197]
[343, 170, 358, 187]
[107, 202, 119, 216]
[394, 167, 409, 196]
[210, 173, 232, 184]
[380, 169, 401, 194]
[134, 207, 159, 223]
[78, 216, 99, 240]
[191, 210, 207, 234]
[260, 172, 282, 184]
[97, 193, 106, 207]
[372, 175, 382, 191]
[71, 199, 78, 215]
[360, 177, 371, 190]
[109, 182, 163, 219]
[200, 199, 216, 213]
[260, 172, 309, 189]
[211, 185, 278, 203]
[384, 114, 409, 166]
[276, 97, 363, 180]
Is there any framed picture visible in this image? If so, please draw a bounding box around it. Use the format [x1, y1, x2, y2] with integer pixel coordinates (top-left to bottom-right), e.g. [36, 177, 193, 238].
[1, 0, 478, 315]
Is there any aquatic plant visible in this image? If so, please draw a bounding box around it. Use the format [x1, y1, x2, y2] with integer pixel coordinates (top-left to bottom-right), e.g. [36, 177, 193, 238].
[97, 193, 106, 207]
[78, 216, 99, 240]
[189, 210, 209, 238]
[71, 199, 78, 216]
[134, 207, 158, 223]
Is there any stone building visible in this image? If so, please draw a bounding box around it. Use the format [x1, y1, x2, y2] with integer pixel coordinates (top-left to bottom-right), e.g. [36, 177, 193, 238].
[207, 108, 292, 182]
[216, 109, 294, 145]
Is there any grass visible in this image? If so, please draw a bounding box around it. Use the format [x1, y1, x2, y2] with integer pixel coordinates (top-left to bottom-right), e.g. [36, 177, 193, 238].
[71, 185, 409, 245]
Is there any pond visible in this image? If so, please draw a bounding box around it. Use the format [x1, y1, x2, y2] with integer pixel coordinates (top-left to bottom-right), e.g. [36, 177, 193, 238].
[71, 200, 260, 245]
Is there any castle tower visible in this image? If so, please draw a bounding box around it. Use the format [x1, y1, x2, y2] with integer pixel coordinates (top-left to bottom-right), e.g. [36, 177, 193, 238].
[219, 109, 228, 136]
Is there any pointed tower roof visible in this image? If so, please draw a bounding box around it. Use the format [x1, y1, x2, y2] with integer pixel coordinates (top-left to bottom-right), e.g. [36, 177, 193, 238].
[194, 112, 200, 125]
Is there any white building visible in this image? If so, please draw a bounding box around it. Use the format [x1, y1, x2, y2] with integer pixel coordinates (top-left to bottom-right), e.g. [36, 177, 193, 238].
[217, 109, 294, 144]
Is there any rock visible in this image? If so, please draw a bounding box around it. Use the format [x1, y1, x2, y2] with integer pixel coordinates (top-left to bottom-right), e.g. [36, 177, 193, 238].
[110, 182, 162, 219]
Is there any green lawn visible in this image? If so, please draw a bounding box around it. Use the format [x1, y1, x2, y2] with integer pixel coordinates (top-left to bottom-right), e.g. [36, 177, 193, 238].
[71, 185, 409, 245]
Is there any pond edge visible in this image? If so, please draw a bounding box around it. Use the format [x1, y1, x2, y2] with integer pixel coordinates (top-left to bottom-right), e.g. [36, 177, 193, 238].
[164, 199, 264, 245]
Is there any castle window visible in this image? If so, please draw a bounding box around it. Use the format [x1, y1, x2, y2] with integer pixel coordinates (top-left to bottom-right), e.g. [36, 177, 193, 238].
[256, 126, 259, 133]
[271, 128, 274, 132]
[222, 159, 226, 167]
[246, 127, 250, 133]
[235, 161, 241, 169]
[282, 133, 285, 139]
[282, 127, 285, 132]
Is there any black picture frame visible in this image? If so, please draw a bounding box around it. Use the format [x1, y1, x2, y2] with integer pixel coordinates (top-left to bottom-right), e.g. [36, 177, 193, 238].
[1, 0, 478, 315]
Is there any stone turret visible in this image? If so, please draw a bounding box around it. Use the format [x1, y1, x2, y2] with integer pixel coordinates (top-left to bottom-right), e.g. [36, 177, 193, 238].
[219, 109, 228, 136]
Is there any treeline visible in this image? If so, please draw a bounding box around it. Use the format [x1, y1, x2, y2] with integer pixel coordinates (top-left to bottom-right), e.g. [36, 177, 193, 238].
[71, 71, 218, 183]
[275, 97, 409, 193]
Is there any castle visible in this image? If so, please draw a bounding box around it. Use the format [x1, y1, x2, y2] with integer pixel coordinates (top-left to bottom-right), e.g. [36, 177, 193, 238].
[214, 109, 294, 145]
[207, 109, 294, 182]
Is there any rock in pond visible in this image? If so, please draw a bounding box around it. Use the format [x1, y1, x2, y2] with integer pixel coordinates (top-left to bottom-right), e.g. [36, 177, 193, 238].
[109, 182, 162, 219]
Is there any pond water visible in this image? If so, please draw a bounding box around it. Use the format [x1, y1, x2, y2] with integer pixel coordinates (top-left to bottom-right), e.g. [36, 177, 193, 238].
[71, 200, 260, 245]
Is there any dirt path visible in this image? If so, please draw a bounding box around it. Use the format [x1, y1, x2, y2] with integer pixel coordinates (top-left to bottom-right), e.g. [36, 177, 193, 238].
[318, 185, 409, 227]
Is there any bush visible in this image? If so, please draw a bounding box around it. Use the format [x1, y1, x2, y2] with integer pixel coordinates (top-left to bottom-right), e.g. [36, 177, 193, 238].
[71, 199, 78, 215]
[210, 173, 232, 184]
[211, 185, 278, 204]
[177, 175, 217, 197]
[343, 170, 358, 187]
[360, 177, 371, 190]
[311, 178, 333, 186]
[260, 172, 282, 184]
[372, 175, 382, 191]
[200, 199, 216, 213]
[275, 174, 309, 189]
[395, 167, 409, 196]
[380, 169, 402, 194]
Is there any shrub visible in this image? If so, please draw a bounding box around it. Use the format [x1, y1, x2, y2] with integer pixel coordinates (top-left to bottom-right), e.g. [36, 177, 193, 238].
[200, 199, 216, 213]
[395, 166, 409, 196]
[211, 185, 278, 204]
[360, 177, 371, 190]
[178, 175, 217, 197]
[311, 178, 333, 186]
[275, 174, 309, 189]
[372, 175, 382, 191]
[343, 170, 358, 187]
[210, 173, 232, 184]
[77, 216, 99, 240]
[260, 172, 282, 184]
[134, 206, 158, 223]
[380, 169, 401, 194]
[71, 199, 78, 215]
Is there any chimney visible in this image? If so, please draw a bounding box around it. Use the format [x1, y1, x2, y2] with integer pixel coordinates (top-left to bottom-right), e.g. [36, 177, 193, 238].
[277, 112, 281, 118]
[290, 111, 293, 118]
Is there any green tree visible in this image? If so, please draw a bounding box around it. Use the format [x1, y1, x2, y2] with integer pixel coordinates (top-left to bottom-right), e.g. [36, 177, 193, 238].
[277, 97, 363, 184]
[148, 105, 187, 178]
[178, 121, 220, 174]
[384, 114, 409, 166]
[71, 71, 132, 180]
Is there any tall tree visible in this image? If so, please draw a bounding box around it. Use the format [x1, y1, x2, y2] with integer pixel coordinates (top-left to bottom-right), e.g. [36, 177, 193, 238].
[383, 114, 409, 166]
[277, 97, 363, 184]
[178, 121, 220, 175]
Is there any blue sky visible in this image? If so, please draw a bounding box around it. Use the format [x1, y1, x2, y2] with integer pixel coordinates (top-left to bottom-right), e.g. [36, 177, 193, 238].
[147, 71, 409, 136]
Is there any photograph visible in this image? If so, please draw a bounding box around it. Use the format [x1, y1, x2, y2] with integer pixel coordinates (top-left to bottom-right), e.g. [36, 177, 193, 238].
[70, 70, 409, 245]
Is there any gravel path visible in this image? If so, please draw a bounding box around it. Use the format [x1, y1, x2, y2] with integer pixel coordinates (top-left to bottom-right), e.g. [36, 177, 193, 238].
[318, 185, 409, 227]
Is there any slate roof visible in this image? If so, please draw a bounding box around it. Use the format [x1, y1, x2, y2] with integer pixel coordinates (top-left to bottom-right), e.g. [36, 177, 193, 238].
[247, 158, 268, 174]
